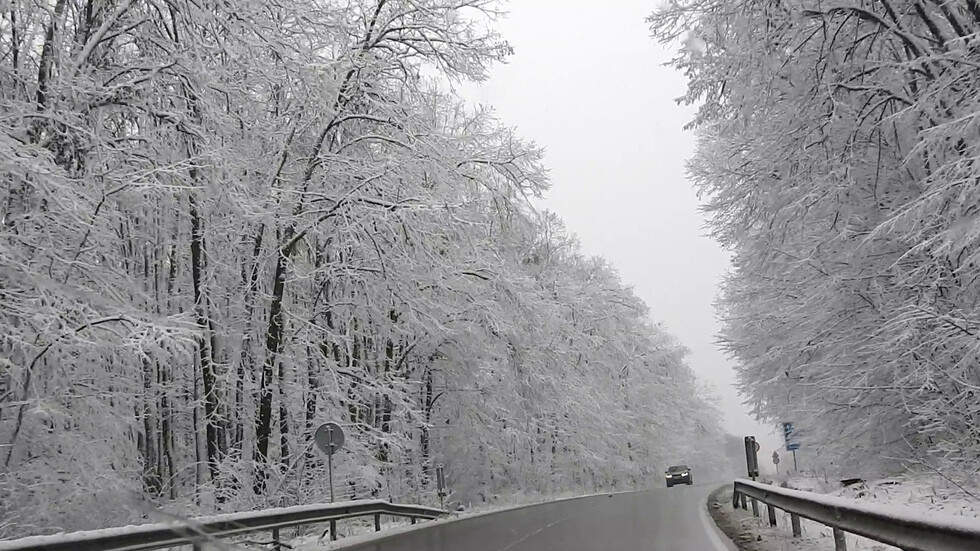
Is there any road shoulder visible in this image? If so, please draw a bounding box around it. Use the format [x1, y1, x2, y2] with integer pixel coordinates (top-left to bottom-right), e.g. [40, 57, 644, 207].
[707, 485, 800, 551]
[706, 485, 846, 551]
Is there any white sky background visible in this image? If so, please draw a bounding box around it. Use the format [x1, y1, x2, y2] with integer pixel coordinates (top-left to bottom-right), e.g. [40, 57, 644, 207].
[459, 0, 783, 458]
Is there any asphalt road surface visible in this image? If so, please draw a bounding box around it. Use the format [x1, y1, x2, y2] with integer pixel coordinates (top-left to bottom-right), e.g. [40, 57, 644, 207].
[336, 484, 736, 551]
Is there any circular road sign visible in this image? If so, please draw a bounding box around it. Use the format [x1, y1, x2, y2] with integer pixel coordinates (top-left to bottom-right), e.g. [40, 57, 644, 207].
[315, 422, 345, 456]
[754, 441, 761, 453]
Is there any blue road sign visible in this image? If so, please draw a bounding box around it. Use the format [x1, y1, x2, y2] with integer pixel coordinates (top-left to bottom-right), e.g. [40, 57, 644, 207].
[782, 422, 800, 451]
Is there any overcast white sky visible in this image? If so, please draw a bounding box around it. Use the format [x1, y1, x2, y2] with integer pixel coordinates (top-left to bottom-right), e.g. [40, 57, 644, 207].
[462, 0, 783, 458]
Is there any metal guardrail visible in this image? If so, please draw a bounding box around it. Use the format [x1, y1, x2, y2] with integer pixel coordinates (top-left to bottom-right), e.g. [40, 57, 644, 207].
[733, 478, 980, 551]
[0, 499, 448, 551]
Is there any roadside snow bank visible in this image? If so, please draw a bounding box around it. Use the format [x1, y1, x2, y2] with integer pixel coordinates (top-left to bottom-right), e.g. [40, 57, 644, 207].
[833, 476, 979, 519]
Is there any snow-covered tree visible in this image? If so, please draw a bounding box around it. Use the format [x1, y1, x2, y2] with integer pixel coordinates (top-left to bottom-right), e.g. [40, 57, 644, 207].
[0, 0, 726, 536]
[651, 0, 980, 478]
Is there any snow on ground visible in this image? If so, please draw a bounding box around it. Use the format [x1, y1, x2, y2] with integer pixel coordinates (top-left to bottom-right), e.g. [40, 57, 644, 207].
[831, 476, 979, 519]
[716, 473, 980, 551]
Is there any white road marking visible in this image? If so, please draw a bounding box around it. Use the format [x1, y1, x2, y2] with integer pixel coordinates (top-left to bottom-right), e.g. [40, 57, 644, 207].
[496, 508, 590, 551]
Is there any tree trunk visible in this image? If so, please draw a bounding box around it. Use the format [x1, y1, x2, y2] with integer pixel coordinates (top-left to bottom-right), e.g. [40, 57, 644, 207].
[236, 225, 265, 453]
[159, 359, 176, 500]
[35, 0, 66, 109]
[278, 358, 291, 472]
[163, 222, 179, 500]
[189, 192, 221, 482]
[379, 332, 394, 464]
[141, 358, 162, 496]
[421, 367, 433, 481]
[141, 215, 162, 497]
[253, 227, 294, 493]
[305, 345, 318, 469]
[193, 357, 203, 504]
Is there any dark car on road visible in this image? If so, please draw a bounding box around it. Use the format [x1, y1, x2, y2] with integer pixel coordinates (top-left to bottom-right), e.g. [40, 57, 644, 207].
[665, 464, 692, 487]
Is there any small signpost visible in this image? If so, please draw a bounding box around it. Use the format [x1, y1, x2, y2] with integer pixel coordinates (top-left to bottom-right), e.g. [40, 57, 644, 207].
[782, 422, 800, 450]
[315, 422, 345, 541]
[772, 451, 780, 474]
[436, 464, 447, 509]
[782, 422, 800, 471]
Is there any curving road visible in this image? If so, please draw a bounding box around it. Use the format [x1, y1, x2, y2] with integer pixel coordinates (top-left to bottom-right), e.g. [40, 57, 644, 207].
[336, 484, 736, 551]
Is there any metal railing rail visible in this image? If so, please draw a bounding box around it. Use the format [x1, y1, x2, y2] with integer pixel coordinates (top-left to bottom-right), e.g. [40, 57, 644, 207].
[733, 478, 980, 551]
[0, 499, 448, 551]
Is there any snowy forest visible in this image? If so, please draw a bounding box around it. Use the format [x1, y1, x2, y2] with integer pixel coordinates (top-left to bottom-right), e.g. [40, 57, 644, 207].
[651, 0, 980, 479]
[0, 0, 729, 537]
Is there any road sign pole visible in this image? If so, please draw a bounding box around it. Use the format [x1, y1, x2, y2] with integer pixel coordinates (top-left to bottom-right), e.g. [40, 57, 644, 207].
[436, 464, 446, 510]
[793, 449, 798, 472]
[327, 426, 335, 502]
[315, 422, 345, 541]
[328, 427, 335, 541]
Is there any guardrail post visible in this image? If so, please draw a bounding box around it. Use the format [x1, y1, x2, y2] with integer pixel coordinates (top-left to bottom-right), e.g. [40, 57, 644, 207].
[750, 497, 759, 517]
[833, 527, 847, 550]
[375, 513, 381, 532]
[767, 504, 777, 527]
[791, 513, 801, 537]
[192, 543, 202, 551]
[272, 526, 281, 551]
[740, 493, 747, 510]
[330, 519, 337, 541]
[732, 490, 740, 509]
[411, 517, 417, 524]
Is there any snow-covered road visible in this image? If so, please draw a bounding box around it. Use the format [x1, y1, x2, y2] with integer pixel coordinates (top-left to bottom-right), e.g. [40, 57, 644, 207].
[325, 484, 737, 551]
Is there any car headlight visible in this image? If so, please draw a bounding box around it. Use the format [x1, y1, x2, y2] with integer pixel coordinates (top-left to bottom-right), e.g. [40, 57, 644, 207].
[665, 474, 672, 478]
[682, 472, 689, 476]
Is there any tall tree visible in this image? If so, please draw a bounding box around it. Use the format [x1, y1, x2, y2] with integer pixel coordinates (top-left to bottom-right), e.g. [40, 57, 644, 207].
[651, 0, 980, 477]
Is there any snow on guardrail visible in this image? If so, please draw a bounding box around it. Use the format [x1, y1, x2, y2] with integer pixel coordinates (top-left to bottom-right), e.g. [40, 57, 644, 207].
[734, 478, 980, 551]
